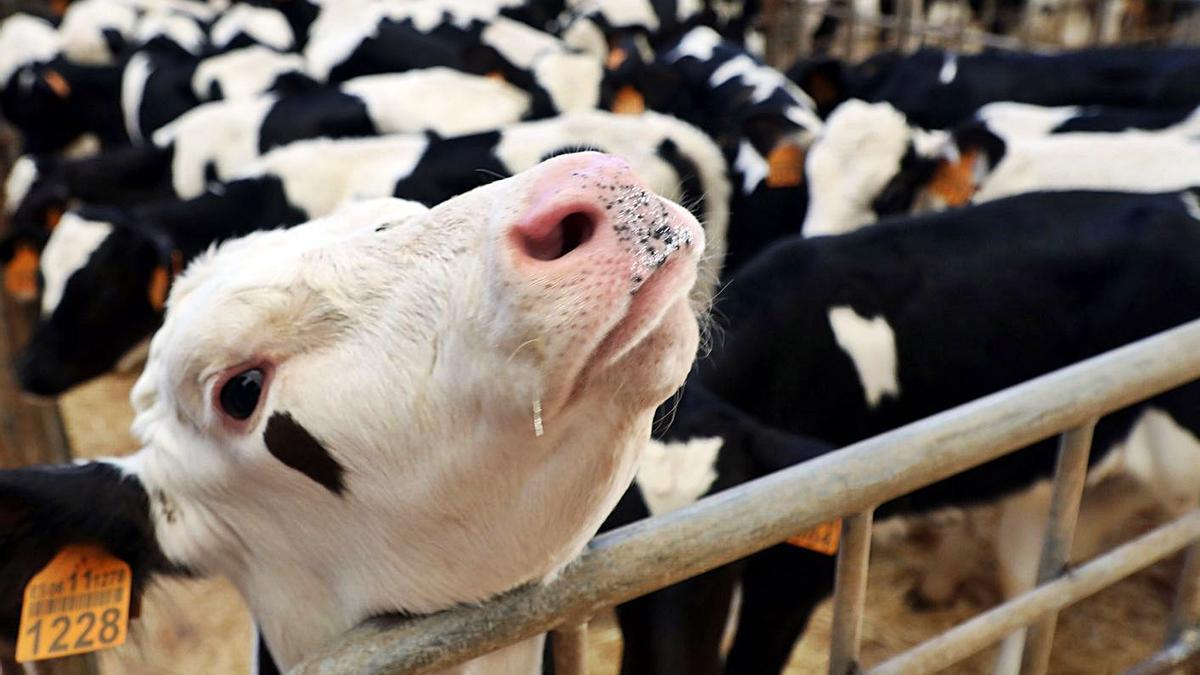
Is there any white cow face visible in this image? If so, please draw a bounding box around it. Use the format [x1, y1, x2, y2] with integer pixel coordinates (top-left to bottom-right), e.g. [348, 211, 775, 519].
[116, 152, 702, 666]
[803, 100, 952, 237]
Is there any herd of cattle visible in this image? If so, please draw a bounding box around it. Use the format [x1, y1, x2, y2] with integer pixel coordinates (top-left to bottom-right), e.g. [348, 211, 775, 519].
[2, 0, 1200, 674]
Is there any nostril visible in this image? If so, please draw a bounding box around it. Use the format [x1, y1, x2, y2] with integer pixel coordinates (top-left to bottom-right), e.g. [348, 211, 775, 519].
[519, 211, 597, 262]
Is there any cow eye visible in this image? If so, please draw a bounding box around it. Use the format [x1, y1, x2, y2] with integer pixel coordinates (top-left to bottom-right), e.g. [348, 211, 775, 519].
[219, 368, 264, 420]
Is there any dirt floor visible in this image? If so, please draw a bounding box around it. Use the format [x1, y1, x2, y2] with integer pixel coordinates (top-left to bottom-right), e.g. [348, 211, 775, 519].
[57, 371, 1197, 674]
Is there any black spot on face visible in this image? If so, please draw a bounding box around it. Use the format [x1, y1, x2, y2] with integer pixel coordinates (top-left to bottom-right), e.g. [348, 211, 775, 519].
[263, 412, 347, 496]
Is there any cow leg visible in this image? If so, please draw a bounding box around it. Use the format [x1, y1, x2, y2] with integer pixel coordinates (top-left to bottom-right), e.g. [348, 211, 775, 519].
[615, 563, 739, 675]
[723, 545, 836, 675]
[991, 482, 1052, 675]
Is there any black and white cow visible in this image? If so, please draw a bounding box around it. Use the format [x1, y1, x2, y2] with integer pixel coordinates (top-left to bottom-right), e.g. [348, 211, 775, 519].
[802, 99, 1200, 236]
[1, 43, 313, 155]
[789, 47, 1200, 128]
[303, 3, 603, 117]
[9, 110, 729, 396]
[7, 68, 530, 233]
[0, 152, 705, 674]
[635, 26, 823, 275]
[608, 187, 1200, 675]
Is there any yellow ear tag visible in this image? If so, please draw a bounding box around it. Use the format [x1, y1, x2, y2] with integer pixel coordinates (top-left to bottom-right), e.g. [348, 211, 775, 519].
[148, 265, 169, 311]
[786, 518, 842, 555]
[766, 142, 806, 188]
[612, 85, 645, 115]
[16, 544, 131, 662]
[606, 45, 628, 70]
[43, 70, 71, 99]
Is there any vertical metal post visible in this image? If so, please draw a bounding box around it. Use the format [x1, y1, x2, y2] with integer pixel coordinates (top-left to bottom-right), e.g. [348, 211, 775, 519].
[829, 510, 875, 675]
[1019, 420, 1097, 675]
[1166, 540, 1200, 642]
[551, 623, 588, 675]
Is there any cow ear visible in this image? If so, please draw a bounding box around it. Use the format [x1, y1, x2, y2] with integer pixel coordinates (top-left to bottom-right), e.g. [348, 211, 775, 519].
[0, 463, 169, 646]
[765, 140, 807, 189]
[788, 58, 844, 114]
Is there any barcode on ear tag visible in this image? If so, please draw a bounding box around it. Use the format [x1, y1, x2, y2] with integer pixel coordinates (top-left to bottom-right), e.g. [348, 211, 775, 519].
[787, 518, 842, 555]
[15, 544, 131, 662]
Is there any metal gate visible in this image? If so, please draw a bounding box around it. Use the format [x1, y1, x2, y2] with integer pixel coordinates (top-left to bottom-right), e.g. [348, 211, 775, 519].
[290, 319, 1200, 674]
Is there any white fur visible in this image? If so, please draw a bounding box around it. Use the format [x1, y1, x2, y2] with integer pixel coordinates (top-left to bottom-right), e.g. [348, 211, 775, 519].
[803, 100, 944, 236]
[340, 69, 532, 137]
[667, 24, 720, 61]
[733, 140, 768, 194]
[807, 100, 1200, 237]
[0, 14, 62, 86]
[827, 306, 900, 408]
[974, 134, 1200, 202]
[134, 7, 206, 55]
[243, 135, 429, 217]
[975, 102, 1082, 138]
[1183, 192, 1200, 222]
[5, 156, 37, 215]
[938, 52, 958, 84]
[153, 95, 278, 199]
[635, 437, 722, 515]
[569, 0, 661, 30]
[711, 53, 816, 109]
[113, 154, 703, 671]
[39, 213, 114, 317]
[121, 51, 154, 143]
[191, 46, 307, 102]
[210, 4, 294, 51]
[533, 52, 604, 113]
[58, 0, 138, 65]
[63, 133, 103, 159]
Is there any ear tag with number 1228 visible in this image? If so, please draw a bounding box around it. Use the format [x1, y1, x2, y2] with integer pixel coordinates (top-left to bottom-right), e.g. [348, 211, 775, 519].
[15, 544, 131, 662]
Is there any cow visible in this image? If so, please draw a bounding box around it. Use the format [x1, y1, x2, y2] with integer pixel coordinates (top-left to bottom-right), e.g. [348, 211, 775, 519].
[303, 3, 603, 117]
[975, 100, 1200, 137]
[1, 42, 314, 155]
[0, 151, 706, 674]
[8, 110, 729, 396]
[607, 186, 1200, 675]
[802, 99, 1200, 237]
[8, 68, 531, 232]
[788, 47, 1200, 128]
[632, 26, 822, 274]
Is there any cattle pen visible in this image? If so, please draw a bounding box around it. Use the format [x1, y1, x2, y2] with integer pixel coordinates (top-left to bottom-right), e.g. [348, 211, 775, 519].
[287, 320, 1200, 675]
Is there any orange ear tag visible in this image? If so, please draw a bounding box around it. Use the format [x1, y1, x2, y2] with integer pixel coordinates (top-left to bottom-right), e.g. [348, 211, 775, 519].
[606, 45, 628, 70]
[612, 85, 645, 115]
[786, 518, 842, 555]
[15, 544, 132, 663]
[43, 70, 71, 99]
[148, 265, 170, 311]
[766, 142, 806, 188]
[4, 243, 40, 302]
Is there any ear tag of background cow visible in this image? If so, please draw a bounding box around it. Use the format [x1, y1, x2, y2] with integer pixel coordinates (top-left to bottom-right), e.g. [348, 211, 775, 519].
[927, 147, 978, 206]
[787, 518, 842, 555]
[15, 544, 131, 662]
[4, 243, 40, 302]
[42, 70, 71, 99]
[766, 143, 806, 188]
[606, 46, 628, 70]
[612, 85, 645, 115]
[148, 265, 170, 311]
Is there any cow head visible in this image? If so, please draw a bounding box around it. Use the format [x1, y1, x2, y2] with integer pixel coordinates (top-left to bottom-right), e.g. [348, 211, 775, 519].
[13, 209, 167, 397]
[803, 100, 957, 237]
[1, 153, 703, 669]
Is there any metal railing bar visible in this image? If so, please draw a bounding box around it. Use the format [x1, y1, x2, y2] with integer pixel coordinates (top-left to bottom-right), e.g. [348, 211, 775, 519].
[551, 624, 588, 675]
[829, 510, 875, 675]
[1019, 420, 1097, 675]
[869, 510, 1200, 675]
[292, 319, 1200, 675]
[1124, 628, 1200, 675]
[1167, 541, 1200, 641]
